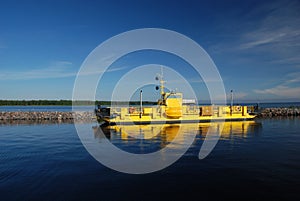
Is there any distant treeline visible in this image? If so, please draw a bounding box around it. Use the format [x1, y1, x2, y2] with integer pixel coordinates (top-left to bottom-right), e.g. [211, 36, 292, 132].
[0, 100, 157, 106]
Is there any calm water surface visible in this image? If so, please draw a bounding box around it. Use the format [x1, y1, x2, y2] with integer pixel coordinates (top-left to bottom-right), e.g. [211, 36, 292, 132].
[0, 118, 299, 200]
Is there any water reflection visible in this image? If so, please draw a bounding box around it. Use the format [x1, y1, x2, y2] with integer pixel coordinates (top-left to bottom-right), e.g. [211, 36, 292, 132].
[199, 121, 262, 140]
[92, 124, 186, 153]
[92, 121, 262, 153]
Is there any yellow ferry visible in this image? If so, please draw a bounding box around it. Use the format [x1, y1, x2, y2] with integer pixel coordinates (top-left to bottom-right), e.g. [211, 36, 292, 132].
[95, 73, 257, 125]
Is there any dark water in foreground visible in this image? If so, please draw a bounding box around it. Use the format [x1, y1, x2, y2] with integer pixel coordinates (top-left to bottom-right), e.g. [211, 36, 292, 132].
[0, 118, 299, 200]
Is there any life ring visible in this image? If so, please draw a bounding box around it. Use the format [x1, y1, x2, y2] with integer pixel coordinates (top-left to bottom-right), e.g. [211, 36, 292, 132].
[236, 106, 241, 111]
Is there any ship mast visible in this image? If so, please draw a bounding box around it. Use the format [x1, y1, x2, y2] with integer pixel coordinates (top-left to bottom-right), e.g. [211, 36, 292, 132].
[156, 66, 166, 105]
[160, 66, 165, 97]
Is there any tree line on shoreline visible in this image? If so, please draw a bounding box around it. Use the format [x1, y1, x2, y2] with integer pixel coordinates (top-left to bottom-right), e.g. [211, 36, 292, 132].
[0, 100, 157, 106]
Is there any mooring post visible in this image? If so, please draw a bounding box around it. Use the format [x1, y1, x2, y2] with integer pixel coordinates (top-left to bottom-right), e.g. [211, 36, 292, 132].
[140, 90, 143, 118]
[230, 90, 233, 116]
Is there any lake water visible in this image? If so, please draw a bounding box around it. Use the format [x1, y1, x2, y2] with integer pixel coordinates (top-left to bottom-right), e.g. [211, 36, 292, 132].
[0, 117, 299, 200]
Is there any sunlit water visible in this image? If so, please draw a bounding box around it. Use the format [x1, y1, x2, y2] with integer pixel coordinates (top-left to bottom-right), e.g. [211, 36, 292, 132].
[0, 118, 299, 200]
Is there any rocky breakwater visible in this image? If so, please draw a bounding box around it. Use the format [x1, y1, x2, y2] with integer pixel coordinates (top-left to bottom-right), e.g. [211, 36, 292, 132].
[0, 111, 95, 122]
[258, 107, 300, 117]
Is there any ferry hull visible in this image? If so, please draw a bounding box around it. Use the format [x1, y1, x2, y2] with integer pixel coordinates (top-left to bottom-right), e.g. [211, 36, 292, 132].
[103, 118, 256, 126]
[96, 106, 256, 126]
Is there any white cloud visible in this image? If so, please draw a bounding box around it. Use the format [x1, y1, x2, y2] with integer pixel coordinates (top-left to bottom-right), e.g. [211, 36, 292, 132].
[254, 86, 300, 99]
[285, 72, 300, 84]
[238, 0, 300, 64]
[0, 61, 76, 80]
[209, 0, 300, 68]
[76, 65, 128, 77]
[239, 33, 288, 50]
[254, 72, 300, 99]
[0, 59, 128, 80]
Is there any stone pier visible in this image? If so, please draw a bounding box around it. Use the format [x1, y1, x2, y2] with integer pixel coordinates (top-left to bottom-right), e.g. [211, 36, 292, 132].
[257, 107, 300, 117]
[0, 111, 95, 121]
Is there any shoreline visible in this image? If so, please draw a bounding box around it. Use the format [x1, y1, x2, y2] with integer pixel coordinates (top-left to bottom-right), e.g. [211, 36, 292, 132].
[0, 111, 95, 121]
[0, 107, 299, 122]
[257, 107, 300, 117]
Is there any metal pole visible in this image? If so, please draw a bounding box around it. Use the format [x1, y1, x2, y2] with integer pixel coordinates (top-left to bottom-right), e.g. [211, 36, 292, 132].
[230, 90, 233, 116]
[140, 90, 143, 118]
[230, 90, 233, 107]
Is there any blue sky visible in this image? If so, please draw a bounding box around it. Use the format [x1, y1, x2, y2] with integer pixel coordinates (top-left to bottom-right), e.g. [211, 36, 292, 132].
[0, 0, 299, 102]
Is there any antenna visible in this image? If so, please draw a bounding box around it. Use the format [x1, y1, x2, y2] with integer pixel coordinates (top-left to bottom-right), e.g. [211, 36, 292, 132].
[160, 66, 165, 96]
[140, 90, 143, 118]
[230, 90, 233, 107]
[155, 66, 166, 105]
